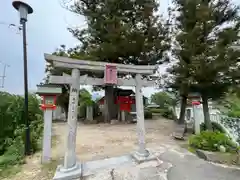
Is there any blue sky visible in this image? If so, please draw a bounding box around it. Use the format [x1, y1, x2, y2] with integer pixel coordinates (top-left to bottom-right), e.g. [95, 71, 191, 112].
[0, 0, 238, 97]
[0, 0, 82, 95]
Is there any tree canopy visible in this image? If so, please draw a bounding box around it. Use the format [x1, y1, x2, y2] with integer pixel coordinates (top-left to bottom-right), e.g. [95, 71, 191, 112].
[167, 0, 240, 128]
[151, 91, 176, 108]
[67, 0, 170, 65]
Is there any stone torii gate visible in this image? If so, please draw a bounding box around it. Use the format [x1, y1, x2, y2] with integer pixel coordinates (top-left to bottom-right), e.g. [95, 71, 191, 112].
[45, 54, 158, 179]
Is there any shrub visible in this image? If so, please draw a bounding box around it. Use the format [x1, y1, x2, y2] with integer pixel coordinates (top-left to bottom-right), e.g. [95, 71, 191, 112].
[228, 110, 240, 118]
[0, 127, 25, 167]
[144, 110, 153, 119]
[160, 108, 175, 120]
[149, 108, 162, 114]
[189, 131, 238, 152]
[148, 107, 175, 120]
[0, 92, 43, 168]
[29, 116, 44, 152]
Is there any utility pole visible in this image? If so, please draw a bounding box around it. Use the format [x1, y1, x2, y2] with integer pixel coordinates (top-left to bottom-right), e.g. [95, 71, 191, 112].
[0, 62, 10, 88]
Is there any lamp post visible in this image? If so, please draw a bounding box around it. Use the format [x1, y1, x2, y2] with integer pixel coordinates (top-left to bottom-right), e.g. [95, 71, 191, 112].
[12, 1, 33, 155]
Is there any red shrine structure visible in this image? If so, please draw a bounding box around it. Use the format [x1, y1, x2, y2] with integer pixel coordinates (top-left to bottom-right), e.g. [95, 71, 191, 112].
[98, 88, 148, 113]
[98, 94, 136, 112]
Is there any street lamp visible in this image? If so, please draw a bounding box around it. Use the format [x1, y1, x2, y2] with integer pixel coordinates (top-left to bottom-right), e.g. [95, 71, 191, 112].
[12, 1, 33, 156]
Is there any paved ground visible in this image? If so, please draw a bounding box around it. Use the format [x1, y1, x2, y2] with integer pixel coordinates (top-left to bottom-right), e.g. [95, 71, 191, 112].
[86, 145, 240, 180]
[160, 146, 240, 180]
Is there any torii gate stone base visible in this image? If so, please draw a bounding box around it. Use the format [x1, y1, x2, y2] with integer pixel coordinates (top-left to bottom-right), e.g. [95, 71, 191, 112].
[44, 54, 160, 180]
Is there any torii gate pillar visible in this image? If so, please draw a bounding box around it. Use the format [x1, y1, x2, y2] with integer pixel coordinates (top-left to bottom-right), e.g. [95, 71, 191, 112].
[53, 69, 82, 180]
[135, 74, 148, 155]
[132, 74, 158, 163]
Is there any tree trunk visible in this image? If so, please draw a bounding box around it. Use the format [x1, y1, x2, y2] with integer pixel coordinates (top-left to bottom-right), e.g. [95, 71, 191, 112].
[178, 95, 187, 124]
[104, 86, 115, 123]
[63, 105, 68, 121]
[202, 94, 212, 130]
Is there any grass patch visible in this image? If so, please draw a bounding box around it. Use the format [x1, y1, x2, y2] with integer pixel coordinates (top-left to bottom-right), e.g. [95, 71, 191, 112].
[41, 159, 59, 171]
[40, 159, 61, 179]
[0, 164, 22, 179]
[0, 135, 60, 179]
[51, 135, 58, 147]
[188, 146, 196, 154]
[179, 140, 240, 166]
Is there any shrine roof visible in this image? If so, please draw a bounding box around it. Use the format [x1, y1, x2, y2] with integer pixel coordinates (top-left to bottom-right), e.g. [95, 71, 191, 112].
[114, 88, 134, 96]
[36, 84, 62, 88]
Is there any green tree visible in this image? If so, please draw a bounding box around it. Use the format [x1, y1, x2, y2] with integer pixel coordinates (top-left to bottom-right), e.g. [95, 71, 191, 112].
[217, 91, 240, 117]
[79, 88, 93, 106]
[164, 70, 191, 124]
[67, 0, 170, 65]
[151, 91, 175, 108]
[49, 0, 170, 122]
[78, 88, 95, 118]
[168, 0, 240, 129]
[166, 0, 199, 124]
[187, 0, 240, 130]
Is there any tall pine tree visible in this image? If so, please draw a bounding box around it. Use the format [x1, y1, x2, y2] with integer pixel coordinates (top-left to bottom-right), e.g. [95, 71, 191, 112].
[62, 0, 171, 122]
[167, 0, 200, 124]
[68, 0, 170, 65]
[169, 0, 240, 129]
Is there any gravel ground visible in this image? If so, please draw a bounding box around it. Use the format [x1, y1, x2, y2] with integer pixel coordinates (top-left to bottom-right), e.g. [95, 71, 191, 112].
[2, 118, 176, 180]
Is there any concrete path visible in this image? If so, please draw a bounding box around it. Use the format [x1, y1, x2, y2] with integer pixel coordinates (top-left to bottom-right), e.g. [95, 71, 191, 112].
[85, 145, 240, 180]
[160, 147, 240, 180]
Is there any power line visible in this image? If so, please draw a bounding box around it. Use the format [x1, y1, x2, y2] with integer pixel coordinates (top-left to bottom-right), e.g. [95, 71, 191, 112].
[0, 20, 22, 34]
